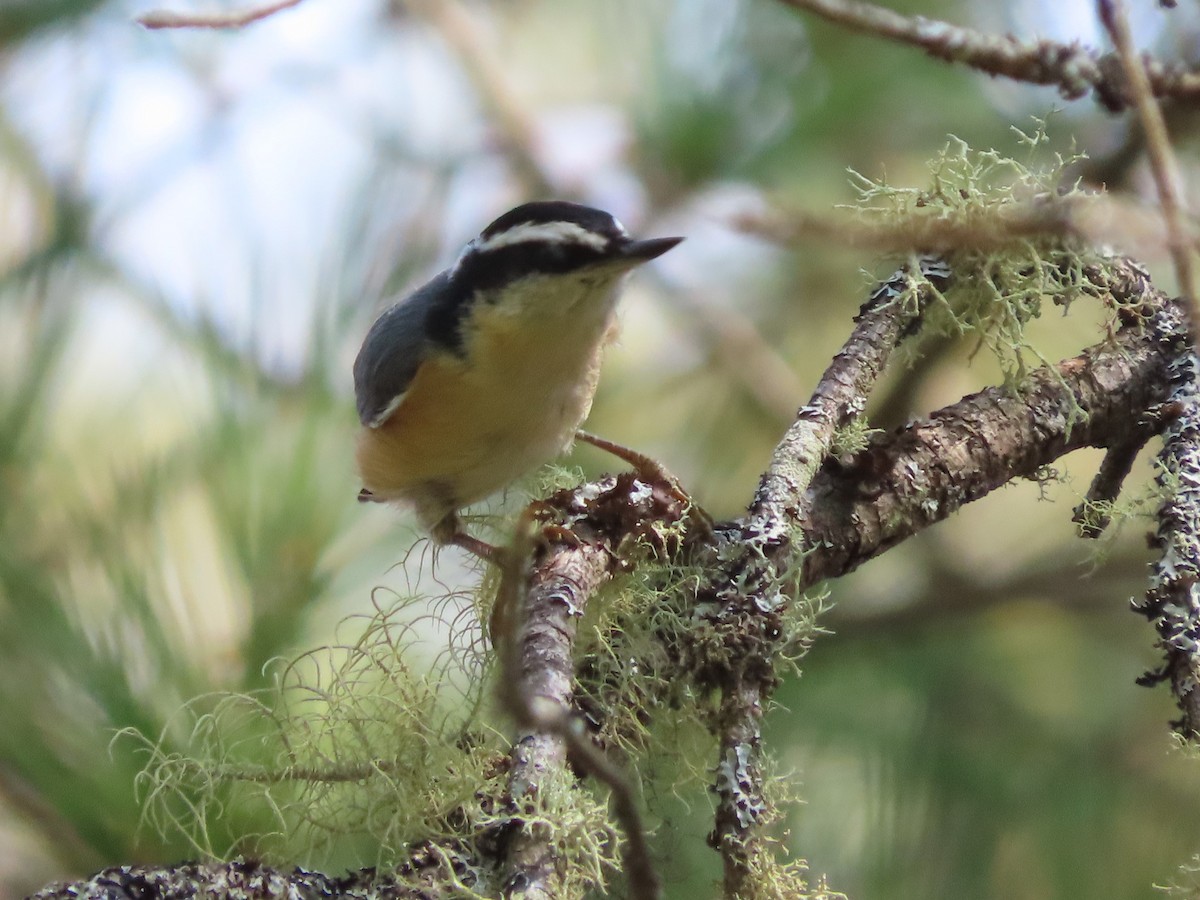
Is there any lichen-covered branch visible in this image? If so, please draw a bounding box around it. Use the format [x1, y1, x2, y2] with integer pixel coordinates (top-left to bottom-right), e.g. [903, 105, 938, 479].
[700, 259, 950, 896]
[1134, 302, 1200, 736]
[801, 260, 1181, 585]
[493, 477, 692, 900]
[496, 541, 612, 900]
[774, 0, 1200, 110]
[29, 855, 462, 899]
[756, 257, 952, 521]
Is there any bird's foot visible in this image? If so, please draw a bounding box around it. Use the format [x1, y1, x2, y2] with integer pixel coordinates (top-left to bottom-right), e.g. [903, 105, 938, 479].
[431, 513, 502, 563]
[574, 430, 713, 532]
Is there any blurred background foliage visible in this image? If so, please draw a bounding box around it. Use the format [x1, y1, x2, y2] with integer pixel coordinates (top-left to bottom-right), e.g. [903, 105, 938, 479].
[1, 0, 1199, 897]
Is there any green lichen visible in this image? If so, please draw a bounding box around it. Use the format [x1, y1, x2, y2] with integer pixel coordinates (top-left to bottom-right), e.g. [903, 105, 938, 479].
[740, 845, 847, 900]
[733, 756, 846, 900]
[568, 519, 829, 826]
[830, 416, 883, 459]
[848, 120, 1116, 429]
[573, 552, 713, 783]
[127, 592, 497, 863]
[124, 588, 618, 895]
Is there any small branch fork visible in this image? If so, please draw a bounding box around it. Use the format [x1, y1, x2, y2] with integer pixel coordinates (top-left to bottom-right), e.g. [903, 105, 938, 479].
[476, 257, 1199, 897]
[773, 0, 1200, 111]
[706, 257, 1198, 893]
[803, 261, 1181, 583]
[698, 257, 950, 894]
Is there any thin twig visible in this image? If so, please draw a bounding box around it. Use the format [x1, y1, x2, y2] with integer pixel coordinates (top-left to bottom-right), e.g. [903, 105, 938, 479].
[138, 0, 555, 197]
[1097, 0, 1197, 314]
[774, 0, 1200, 110]
[137, 0, 302, 29]
[1072, 402, 1177, 538]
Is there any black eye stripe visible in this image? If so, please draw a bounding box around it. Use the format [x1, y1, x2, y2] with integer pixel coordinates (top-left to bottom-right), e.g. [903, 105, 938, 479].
[424, 242, 612, 354]
[461, 241, 608, 289]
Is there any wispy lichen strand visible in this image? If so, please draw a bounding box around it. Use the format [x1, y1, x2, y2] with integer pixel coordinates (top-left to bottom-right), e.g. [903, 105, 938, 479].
[125, 589, 618, 895]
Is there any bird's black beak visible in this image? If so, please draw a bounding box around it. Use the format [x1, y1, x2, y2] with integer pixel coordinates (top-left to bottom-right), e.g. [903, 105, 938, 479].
[619, 236, 684, 263]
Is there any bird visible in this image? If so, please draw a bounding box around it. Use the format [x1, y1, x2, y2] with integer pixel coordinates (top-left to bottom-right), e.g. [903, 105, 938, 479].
[353, 200, 683, 559]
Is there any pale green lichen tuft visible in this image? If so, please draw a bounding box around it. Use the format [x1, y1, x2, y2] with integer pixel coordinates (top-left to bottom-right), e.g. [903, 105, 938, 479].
[847, 119, 1117, 428]
[518, 765, 622, 897]
[126, 592, 499, 866]
[569, 519, 830, 823]
[533, 463, 587, 496]
[830, 416, 883, 459]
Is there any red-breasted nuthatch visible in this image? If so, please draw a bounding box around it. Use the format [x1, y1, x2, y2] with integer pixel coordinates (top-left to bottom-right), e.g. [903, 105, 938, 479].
[353, 200, 683, 558]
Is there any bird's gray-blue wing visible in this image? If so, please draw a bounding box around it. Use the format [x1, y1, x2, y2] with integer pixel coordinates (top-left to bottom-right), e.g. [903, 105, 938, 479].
[353, 270, 451, 427]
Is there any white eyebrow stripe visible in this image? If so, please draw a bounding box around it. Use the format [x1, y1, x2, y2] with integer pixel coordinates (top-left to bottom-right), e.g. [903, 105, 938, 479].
[368, 390, 407, 428]
[474, 220, 611, 253]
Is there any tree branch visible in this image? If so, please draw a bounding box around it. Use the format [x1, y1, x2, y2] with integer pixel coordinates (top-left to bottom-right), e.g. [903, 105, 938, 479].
[699, 258, 950, 895]
[137, 0, 302, 29]
[755, 257, 952, 521]
[496, 541, 611, 898]
[1133, 297, 1200, 737]
[734, 199, 1082, 257]
[774, 0, 1200, 110]
[29, 856, 455, 899]
[801, 259, 1178, 586]
[492, 477, 692, 900]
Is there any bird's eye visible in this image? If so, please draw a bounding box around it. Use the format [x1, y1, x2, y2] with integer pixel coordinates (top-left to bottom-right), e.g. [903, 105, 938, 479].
[541, 241, 568, 262]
